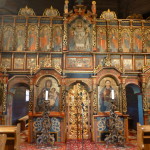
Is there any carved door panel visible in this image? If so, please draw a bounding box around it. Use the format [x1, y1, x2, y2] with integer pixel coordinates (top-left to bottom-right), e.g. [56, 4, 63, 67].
[67, 83, 90, 140]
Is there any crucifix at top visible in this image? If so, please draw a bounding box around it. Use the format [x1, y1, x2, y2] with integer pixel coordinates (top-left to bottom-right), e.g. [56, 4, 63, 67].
[76, 0, 84, 5]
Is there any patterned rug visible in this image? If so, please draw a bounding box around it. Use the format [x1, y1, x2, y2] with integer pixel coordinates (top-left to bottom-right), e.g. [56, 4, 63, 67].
[20, 140, 137, 150]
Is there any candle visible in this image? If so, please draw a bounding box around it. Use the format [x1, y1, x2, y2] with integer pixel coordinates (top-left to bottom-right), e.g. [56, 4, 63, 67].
[45, 90, 48, 100]
[111, 89, 114, 99]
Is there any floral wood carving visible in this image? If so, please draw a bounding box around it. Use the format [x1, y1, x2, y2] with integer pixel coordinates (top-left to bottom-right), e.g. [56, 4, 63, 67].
[43, 6, 60, 17]
[18, 5, 36, 16]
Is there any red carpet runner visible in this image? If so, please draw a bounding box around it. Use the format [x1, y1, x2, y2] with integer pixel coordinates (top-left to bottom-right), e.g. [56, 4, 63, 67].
[20, 140, 137, 150]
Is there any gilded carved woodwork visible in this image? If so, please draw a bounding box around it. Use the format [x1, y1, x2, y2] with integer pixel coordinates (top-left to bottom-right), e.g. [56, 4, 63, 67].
[100, 9, 117, 20]
[142, 82, 149, 111]
[18, 5, 36, 16]
[93, 88, 97, 114]
[67, 83, 90, 139]
[122, 83, 127, 113]
[43, 6, 60, 17]
[2, 83, 7, 114]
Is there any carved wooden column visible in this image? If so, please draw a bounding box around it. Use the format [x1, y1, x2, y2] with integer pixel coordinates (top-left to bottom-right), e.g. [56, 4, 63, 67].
[121, 75, 127, 114]
[60, 77, 66, 112]
[0, 73, 8, 125]
[106, 20, 110, 52]
[28, 75, 34, 143]
[63, 15, 68, 51]
[141, 74, 149, 111]
[91, 75, 97, 142]
[92, 22, 97, 51]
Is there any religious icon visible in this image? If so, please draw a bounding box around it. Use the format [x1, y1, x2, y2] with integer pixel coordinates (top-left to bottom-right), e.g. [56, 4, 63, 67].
[97, 28, 107, 52]
[36, 77, 60, 112]
[121, 29, 131, 52]
[144, 30, 150, 52]
[123, 59, 133, 70]
[52, 58, 61, 68]
[133, 29, 142, 52]
[40, 25, 51, 51]
[1, 58, 11, 69]
[52, 26, 62, 51]
[111, 59, 120, 68]
[16, 25, 26, 51]
[66, 57, 92, 69]
[109, 29, 118, 52]
[3, 25, 14, 51]
[14, 58, 24, 69]
[98, 78, 118, 112]
[69, 19, 91, 51]
[135, 59, 144, 70]
[27, 25, 38, 51]
[27, 58, 36, 69]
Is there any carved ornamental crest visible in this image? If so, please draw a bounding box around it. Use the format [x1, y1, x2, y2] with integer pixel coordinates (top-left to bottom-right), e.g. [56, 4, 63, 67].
[100, 9, 117, 19]
[43, 6, 60, 17]
[18, 5, 35, 16]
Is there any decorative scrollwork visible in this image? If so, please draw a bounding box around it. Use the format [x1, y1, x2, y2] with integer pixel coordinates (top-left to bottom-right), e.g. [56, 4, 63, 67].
[97, 117, 106, 131]
[51, 118, 60, 132]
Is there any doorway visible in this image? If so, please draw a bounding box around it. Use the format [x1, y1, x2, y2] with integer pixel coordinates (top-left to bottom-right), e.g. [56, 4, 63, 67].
[66, 83, 91, 140]
[126, 84, 143, 130]
[11, 83, 29, 125]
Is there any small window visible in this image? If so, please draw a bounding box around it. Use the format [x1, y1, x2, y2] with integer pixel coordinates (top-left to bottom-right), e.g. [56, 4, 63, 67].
[26, 89, 30, 102]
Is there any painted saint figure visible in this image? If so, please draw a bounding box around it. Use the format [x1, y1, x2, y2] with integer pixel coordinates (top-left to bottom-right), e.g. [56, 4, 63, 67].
[69, 19, 91, 51]
[36, 79, 59, 112]
[99, 80, 117, 112]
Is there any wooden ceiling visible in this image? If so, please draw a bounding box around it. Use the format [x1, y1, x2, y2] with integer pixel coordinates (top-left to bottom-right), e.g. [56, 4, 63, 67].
[0, 0, 150, 19]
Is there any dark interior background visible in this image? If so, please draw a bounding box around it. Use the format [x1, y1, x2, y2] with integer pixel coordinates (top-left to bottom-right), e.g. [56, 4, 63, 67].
[0, 0, 150, 19]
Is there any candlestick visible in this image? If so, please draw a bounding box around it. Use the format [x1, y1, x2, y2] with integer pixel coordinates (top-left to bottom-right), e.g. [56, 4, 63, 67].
[111, 89, 114, 99]
[45, 90, 48, 100]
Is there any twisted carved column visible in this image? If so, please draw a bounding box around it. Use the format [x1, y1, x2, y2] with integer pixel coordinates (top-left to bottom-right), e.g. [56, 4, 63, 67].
[141, 75, 149, 111]
[61, 85, 66, 112]
[29, 76, 34, 112]
[2, 75, 8, 115]
[121, 76, 127, 114]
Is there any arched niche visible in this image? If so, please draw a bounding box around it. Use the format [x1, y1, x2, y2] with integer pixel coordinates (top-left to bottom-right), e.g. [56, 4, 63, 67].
[35, 75, 60, 112]
[98, 76, 119, 112]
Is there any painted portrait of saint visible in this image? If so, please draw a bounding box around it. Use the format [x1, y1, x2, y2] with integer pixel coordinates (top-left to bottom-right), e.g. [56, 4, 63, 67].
[121, 29, 131, 52]
[36, 77, 60, 112]
[144, 30, 150, 52]
[3, 25, 14, 51]
[40, 25, 51, 51]
[98, 78, 118, 112]
[123, 59, 133, 70]
[109, 29, 118, 52]
[69, 19, 91, 51]
[27, 25, 38, 51]
[97, 28, 107, 52]
[52, 26, 62, 51]
[133, 29, 142, 52]
[16, 25, 26, 51]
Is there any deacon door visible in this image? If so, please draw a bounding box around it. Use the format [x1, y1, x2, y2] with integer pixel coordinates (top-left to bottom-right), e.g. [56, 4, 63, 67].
[67, 83, 90, 140]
